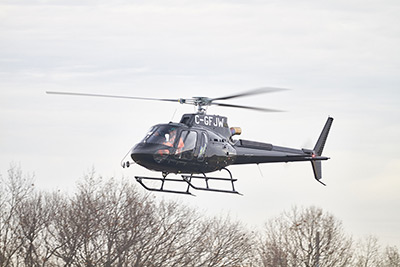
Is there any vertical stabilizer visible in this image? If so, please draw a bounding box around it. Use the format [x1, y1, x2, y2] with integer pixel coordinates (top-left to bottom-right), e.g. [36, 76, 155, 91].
[311, 117, 333, 186]
[314, 117, 334, 156]
[311, 160, 326, 185]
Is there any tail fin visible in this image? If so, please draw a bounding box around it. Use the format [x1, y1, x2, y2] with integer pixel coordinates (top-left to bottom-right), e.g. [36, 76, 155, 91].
[314, 117, 334, 156]
[312, 117, 334, 185]
[311, 160, 325, 185]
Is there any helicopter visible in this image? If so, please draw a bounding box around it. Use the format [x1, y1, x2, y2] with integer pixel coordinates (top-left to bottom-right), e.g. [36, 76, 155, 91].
[46, 88, 333, 195]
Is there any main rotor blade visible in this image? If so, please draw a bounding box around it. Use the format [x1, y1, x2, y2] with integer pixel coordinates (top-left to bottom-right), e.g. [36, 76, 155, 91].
[213, 102, 284, 112]
[211, 87, 289, 101]
[46, 91, 179, 103]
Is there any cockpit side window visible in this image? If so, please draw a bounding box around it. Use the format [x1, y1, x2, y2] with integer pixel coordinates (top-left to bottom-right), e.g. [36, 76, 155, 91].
[175, 130, 197, 160]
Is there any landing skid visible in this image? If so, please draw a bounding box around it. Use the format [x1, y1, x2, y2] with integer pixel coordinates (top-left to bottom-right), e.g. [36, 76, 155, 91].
[135, 168, 241, 195]
[135, 176, 193, 195]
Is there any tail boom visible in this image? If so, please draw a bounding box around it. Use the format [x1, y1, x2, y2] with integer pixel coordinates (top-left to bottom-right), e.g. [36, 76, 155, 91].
[231, 117, 333, 185]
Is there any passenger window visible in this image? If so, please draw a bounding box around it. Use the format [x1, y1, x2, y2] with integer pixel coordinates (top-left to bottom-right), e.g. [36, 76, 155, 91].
[208, 131, 223, 143]
[175, 131, 197, 160]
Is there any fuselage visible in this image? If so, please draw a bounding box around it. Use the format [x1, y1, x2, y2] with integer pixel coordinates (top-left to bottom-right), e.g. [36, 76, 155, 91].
[131, 122, 236, 173]
[130, 115, 325, 175]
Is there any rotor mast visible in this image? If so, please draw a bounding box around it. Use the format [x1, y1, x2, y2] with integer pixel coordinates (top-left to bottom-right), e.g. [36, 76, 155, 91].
[193, 97, 211, 114]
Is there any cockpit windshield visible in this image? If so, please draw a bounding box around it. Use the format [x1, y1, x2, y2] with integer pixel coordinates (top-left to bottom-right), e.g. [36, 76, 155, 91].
[142, 125, 179, 147]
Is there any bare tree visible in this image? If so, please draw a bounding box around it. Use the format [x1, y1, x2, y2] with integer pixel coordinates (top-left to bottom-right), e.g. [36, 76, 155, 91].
[47, 173, 157, 267]
[15, 191, 54, 267]
[129, 200, 199, 266]
[354, 235, 383, 267]
[97, 178, 155, 267]
[382, 246, 400, 267]
[9, 166, 390, 267]
[354, 236, 400, 267]
[45, 190, 81, 266]
[0, 165, 35, 267]
[130, 200, 258, 267]
[194, 216, 258, 266]
[259, 206, 353, 267]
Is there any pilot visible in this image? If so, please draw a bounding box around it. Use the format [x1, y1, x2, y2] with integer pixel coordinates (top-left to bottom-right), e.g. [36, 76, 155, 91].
[163, 129, 185, 153]
[163, 129, 176, 147]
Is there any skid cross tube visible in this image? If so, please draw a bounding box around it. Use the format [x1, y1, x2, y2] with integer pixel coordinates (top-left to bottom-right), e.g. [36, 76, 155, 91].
[181, 168, 241, 195]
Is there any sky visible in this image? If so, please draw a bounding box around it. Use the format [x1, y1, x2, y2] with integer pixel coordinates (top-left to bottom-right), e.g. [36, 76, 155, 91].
[1, 0, 400, 247]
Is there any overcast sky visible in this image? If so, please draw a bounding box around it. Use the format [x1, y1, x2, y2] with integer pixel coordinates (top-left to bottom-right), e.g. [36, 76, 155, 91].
[1, 0, 400, 247]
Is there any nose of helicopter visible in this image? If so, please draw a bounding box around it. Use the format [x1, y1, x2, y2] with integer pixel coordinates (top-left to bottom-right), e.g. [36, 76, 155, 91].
[130, 143, 151, 164]
[130, 143, 171, 168]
